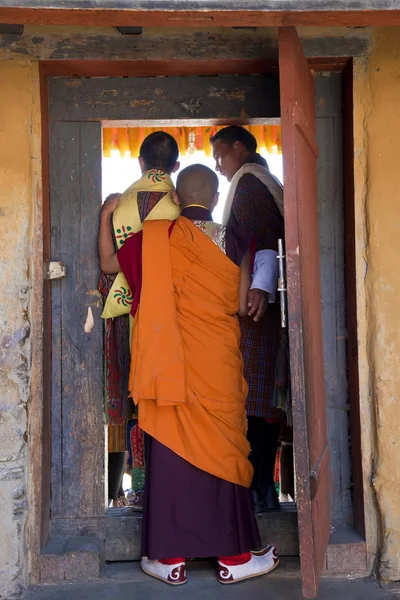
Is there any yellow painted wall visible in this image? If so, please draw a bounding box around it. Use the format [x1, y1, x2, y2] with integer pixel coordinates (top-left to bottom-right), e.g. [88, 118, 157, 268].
[0, 60, 41, 597]
[354, 27, 400, 581]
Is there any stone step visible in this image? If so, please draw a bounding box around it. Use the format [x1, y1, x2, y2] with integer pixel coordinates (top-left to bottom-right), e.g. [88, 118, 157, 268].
[40, 536, 102, 583]
[324, 528, 368, 576]
[101, 556, 301, 582]
[104, 502, 299, 560]
[45, 503, 299, 583]
[40, 525, 367, 584]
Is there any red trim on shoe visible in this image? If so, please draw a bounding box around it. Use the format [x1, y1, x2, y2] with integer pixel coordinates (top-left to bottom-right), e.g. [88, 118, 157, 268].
[218, 552, 251, 566]
[159, 558, 185, 565]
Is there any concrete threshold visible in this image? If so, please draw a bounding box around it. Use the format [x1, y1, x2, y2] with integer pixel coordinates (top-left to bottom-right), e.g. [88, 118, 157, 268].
[27, 559, 399, 600]
[101, 556, 300, 582]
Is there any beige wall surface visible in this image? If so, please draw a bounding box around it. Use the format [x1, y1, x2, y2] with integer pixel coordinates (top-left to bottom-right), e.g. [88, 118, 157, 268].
[354, 26, 400, 582]
[0, 60, 41, 598]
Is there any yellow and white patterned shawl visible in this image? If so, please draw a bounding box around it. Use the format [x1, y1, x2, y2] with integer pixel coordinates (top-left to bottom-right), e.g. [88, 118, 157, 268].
[101, 169, 179, 319]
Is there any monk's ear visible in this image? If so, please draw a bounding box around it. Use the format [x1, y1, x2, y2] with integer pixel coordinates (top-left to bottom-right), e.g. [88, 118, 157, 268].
[172, 161, 180, 174]
[138, 156, 145, 173]
[212, 192, 219, 211]
[172, 190, 181, 206]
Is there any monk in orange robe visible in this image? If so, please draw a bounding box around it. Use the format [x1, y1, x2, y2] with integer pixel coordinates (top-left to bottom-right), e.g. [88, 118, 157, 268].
[98, 164, 279, 586]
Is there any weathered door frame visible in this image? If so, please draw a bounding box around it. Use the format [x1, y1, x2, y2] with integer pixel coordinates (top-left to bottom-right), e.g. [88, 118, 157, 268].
[45, 72, 283, 563]
[28, 55, 363, 586]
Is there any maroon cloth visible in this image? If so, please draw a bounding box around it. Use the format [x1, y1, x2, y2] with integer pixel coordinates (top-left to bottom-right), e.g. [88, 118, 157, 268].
[119, 206, 260, 559]
[228, 172, 285, 420]
[117, 231, 142, 318]
[117, 207, 251, 317]
[99, 194, 167, 426]
[142, 437, 261, 559]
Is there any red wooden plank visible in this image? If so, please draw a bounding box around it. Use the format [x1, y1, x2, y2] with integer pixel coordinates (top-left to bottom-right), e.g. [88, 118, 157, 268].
[38, 58, 347, 81]
[39, 59, 278, 78]
[279, 26, 330, 598]
[1, 7, 400, 27]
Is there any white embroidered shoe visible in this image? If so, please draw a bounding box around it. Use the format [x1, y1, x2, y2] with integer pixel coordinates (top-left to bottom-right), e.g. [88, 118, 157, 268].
[141, 557, 187, 585]
[217, 545, 279, 584]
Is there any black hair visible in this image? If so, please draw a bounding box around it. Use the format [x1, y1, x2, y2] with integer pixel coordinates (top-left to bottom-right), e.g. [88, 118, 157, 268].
[139, 131, 179, 174]
[251, 153, 269, 169]
[210, 125, 258, 154]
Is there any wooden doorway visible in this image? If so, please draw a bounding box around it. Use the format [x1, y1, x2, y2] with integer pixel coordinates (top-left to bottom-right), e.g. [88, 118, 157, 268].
[45, 69, 293, 559]
[39, 29, 361, 598]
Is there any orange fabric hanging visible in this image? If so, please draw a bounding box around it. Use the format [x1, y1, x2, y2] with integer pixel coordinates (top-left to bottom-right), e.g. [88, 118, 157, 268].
[176, 127, 189, 156]
[202, 126, 213, 157]
[117, 129, 129, 156]
[103, 128, 114, 157]
[102, 125, 282, 158]
[275, 126, 282, 154]
[128, 128, 142, 158]
[248, 125, 260, 146]
[129, 218, 252, 487]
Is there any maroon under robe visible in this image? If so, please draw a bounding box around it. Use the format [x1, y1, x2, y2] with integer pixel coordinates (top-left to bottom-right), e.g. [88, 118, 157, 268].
[117, 206, 261, 559]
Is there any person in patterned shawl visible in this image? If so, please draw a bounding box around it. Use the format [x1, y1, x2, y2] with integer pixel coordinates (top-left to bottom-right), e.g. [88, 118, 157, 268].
[211, 126, 285, 512]
[98, 132, 180, 509]
[98, 164, 279, 586]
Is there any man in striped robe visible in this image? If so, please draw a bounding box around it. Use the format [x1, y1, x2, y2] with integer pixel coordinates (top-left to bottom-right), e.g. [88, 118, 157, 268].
[212, 126, 286, 512]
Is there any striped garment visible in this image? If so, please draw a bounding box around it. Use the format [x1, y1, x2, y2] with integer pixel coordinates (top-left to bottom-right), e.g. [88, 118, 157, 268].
[98, 192, 169, 460]
[228, 171, 285, 420]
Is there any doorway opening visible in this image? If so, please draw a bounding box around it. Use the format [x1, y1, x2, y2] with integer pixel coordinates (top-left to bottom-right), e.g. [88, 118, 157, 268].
[95, 67, 351, 555]
[39, 45, 364, 597]
[102, 124, 284, 223]
[100, 122, 293, 512]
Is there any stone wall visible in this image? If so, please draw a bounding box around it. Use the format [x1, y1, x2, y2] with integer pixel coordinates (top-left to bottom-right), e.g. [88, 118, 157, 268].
[0, 60, 40, 599]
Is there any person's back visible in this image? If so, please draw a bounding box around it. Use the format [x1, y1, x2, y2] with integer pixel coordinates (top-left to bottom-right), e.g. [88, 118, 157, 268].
[170, 218, 246, 412]
[101, 131, 181, 319]
[98, 164, 280, 586]
[132, 214, 251, 486]
[98, 130, 181, 511]
[212, 125, 286, 513]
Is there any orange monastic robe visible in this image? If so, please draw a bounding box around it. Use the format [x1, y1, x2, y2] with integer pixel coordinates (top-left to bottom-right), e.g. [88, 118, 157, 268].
[128, 217, 253, 488]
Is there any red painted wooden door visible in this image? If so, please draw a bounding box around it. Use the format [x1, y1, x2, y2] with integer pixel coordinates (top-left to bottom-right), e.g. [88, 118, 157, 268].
[279, 27, 330, 598]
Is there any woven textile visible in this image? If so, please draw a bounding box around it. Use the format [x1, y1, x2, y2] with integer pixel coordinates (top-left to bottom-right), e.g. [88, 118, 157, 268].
[228, 172, 285, 420]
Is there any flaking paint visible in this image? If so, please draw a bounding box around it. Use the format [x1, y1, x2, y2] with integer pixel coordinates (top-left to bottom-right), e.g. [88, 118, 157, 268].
[0, 59, 40, 598]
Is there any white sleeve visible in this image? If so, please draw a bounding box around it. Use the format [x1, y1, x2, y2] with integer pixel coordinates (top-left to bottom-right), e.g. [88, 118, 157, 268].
[250, 249, 278, 303]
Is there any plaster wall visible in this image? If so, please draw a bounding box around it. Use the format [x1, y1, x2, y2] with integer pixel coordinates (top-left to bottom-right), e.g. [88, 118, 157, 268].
[0, 60, 41, 598]
[354, 26, 400, 581]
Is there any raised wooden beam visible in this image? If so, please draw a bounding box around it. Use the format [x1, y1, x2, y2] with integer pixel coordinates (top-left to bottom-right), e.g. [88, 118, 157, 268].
[38, 58, 349, 81]
[0, 0, 397, 6]
[0, 29, 370, 62]
[0, 5, 400, 27]
[39, 59, 280, 78]
[47, 74, 281, 121]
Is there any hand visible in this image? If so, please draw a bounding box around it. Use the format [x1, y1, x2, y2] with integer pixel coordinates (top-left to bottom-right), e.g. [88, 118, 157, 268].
[101, 193, 121, 216]
[247, 288, 268, 322]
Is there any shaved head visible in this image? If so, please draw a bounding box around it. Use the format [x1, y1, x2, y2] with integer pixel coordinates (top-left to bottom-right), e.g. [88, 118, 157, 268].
[176, 164, 219, 210]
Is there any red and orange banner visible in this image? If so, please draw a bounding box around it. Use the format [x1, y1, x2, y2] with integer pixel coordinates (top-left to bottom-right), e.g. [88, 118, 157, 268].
[103, 125, 282, 158]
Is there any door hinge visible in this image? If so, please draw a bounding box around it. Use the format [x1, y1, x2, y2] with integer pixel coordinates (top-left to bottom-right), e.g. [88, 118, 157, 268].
[45, 261, 67, 280]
